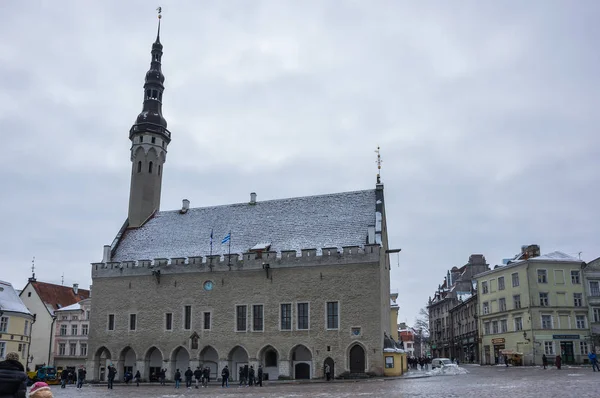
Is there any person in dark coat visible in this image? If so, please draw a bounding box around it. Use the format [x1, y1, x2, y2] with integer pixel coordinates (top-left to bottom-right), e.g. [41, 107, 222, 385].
[202, 367, 210, 387]
[257, 365, 263, 387]
[555, 354, 562, 370]
[221, 365, 229, 387]
[174, 369, 181, 389]
[193, 367, 202, 389]
[542, 354, 548, 369]
[0, 352, 27, 398]
[248, 366, 255, 386]
[60, 368, 69, 388]
[107, 365, 117, 389]
[184, 367, 193, 388]
[76, 367, 86, 389]
[134, 370, 141, 387]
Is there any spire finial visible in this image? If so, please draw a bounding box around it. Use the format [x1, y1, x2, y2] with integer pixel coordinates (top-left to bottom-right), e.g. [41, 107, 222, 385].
[30, 256, 36, 282]
[61, 273, 64, 286]
[375, 146, 382, 183]
[156, 7, 162, 42]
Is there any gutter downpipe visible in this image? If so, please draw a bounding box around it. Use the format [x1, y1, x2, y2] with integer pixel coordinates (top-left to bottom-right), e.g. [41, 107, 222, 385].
[47, 315, 57, 366]
[26, 314, 36, 371]
[525, 260, 535, 366]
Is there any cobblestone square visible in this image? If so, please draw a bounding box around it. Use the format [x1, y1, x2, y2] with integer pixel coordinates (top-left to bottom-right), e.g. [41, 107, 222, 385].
[43, 365, 600, 398]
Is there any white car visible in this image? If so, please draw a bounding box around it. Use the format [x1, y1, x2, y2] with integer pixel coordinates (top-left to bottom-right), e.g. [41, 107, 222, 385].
[431, 358, 458, 369]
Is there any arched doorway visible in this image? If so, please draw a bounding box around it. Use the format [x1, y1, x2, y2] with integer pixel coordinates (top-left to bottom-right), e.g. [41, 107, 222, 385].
[144, 346, 163, 382]
[324, 357, 334, 379]
[258, 345, 279, 380]
[171, 346, 190, 379]
[291, 345, 312, 379]
[93, 346, 111, 381]
[349, 344, 366, 373]
[199, 346, 219, 381]
[119, 347, 137, 378]
[228, 346, 249, 381]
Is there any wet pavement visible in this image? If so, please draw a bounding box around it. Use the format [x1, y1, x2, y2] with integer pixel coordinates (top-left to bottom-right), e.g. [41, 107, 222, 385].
[45, 365, 600, 397]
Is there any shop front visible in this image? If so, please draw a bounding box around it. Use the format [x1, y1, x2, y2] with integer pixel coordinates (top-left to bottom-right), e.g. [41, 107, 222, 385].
[554, 334, 579, 364]
[492, 338, 506, 365]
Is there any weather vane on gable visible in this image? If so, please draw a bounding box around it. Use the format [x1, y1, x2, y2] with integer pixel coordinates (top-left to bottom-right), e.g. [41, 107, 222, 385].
[157, 6, 162, 18]
[31, 256, 36, 281]
[375, 146, 382, 183]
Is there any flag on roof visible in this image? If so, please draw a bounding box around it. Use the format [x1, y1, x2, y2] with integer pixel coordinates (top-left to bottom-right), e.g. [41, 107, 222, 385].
[221, 233, 231, 244]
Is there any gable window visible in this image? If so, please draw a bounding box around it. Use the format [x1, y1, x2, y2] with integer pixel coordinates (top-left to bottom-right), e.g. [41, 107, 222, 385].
[0, 317, 8, 333]
[537, 270, 547, 284]
[129, 314, 137, 331]
[280, 304, 292, 330]
[541, 314, 553, 329]
[571, 270, 581, 284]
[499, 298, 506, 312]
[513, 295, 521, 309]
[539, 292, 549, 306]
[498, 276, 505, 291]
[236, 305, 247, 331]
[60, 325, 67, 336]
[108, 314, 115, 331]
[203, 312, 211, 330]
[253, 305, 264, 331]
[71, 325, 78, 335]
[574, 293, 583, 307]
[481, 281, 489, 294]
[297, 303, 309, 330]
[591, 281, 600, 297]
[184, 306, 192, 330]
[327, 301, 339, 329]
[165, 313, 173, 331]
[514, 317, 523, 331]
[512, 272, 519, 287]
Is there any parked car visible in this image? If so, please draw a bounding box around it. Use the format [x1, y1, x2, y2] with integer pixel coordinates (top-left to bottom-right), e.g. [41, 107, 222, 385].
[431, 358, 458, 369]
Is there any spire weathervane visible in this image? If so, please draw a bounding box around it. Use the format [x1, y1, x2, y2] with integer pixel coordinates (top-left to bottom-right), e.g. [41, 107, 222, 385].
[156, 7, 162, 41]
[375, 146, 382, 183]
[30, 256, 36, 281]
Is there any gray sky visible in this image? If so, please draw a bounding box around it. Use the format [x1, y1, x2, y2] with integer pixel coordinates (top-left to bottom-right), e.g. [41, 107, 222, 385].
[1, 1, 598, 325]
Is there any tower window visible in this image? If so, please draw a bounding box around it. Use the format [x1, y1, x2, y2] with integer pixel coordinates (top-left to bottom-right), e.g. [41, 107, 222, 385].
[137, 161, 142, 173]
[158, 165, 161, 176]
[140, 136, 143, 143]
[149, 162, 153, 174]
[158, 92, 163, 101]
[151, 137, 156, 144]
[145, 89, 151, 100]
[161, 141, 165, 148]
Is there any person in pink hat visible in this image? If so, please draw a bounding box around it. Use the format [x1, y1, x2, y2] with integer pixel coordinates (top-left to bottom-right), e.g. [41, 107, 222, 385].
[29, 381, 53, 398]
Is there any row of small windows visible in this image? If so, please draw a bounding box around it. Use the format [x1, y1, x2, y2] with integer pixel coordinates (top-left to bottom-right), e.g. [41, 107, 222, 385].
[137, 161, 161, 175]
[145, 89, 163, 101]
[481, 270, 582, 294]
[138, 136, 166, 147]
[107, 302, 340, 332]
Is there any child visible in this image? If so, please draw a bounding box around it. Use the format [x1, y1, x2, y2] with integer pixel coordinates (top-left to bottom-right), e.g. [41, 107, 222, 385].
[30, 381, 54, 398]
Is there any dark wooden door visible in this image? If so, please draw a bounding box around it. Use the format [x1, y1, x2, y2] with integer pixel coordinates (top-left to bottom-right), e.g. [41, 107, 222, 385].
[294, 363, 310, 379]
[349, 345, 365, 373]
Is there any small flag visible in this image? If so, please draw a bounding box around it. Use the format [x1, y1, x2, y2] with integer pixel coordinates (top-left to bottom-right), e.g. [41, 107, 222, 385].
[221, 233, 231, 244]
[210, 229, 213, 244]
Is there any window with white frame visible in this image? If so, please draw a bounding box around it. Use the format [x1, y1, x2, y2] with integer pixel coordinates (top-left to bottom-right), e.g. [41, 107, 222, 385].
[500, 319, 508, 333]
[59, 343, 66, 356]
[514, 295, 521, 309]
[594, 308, 600, 323]
[252, 305, 264, 331]
[484, 322, 490, 335]
[69, 343, 77, 356]
[71, 325, 78, 335]
[514, 317, 523, 331]
[326, 302, 339, 329]
[236, 305, 247, 332]
[512, 272, 519, 287]
[0, 342, 5, 358]
[576, 315, 587, 329]
[483, 302, 489, 314]
[72, 315, 78, 321]
[544, 341, 554, 355]
[498, 276, 505, 290]
[492, 321, 498, 334]
[539, 292, 549, 306]
[24, 320, 29, 336]
[573, 293, 583, 307]
[482, 281, 489, 294]
[580, 341, 589, 355]
[60, 325, 67, 336]
[499, 298, 506, 312]
[80, 343, 87, 357]
[280, 304, 292, 330]
[297, 303, 309, 330]
[541, 315, 553, 329]
[81, 324, 88, 335]
[0, 317, 8, 333]
[538, 269, 548, 283]
[571, 270, 581, 284]
[590, 281, 600, 297]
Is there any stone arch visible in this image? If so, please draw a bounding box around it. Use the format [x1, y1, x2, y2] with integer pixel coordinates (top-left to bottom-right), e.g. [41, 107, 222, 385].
[118, 346, 137, 378]
[258, 345, 280, 380]
[198, 345, 219, 380]
[92, 346, 112, 381]
[324, 357, 335, 380]
[290, 344, 312, 379]
[144, 346, 164, 382]
[147, 146, 159, 161]
[347, 342, 367, 374]
[227, 345, 249, 381]
[170, 346, 190, 378]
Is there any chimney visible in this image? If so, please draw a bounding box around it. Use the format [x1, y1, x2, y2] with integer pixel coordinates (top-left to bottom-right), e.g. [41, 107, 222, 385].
[102, 245, 111, 263]
[181, 199, 190, 214]
[250, 192, 257, 204]
[73, 283, 79, 295]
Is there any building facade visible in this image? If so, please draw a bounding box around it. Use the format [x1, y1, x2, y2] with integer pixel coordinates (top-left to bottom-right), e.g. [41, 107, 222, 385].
[449, 293, 478, 363]
[0, 280, 33, 368]
[476, 250, 589, 365]
[19, 280, 90, 369]
[53, 298, 91, 371]
[87, 19, 395, 382]
[583, 257, 600, 351]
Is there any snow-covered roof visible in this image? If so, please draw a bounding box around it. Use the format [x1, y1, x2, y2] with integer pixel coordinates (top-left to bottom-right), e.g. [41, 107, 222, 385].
[457, 292, 472, 301]
[112, 189, 377, 261]
[0, 280, 31, 316]
[531, 251, 580, 262]
[55, 302, 82, 312]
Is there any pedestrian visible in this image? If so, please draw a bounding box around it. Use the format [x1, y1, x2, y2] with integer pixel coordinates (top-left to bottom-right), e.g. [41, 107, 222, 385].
[257, 365, 263, 387]
[194, 366, 202, 388]
[174, 369, 181, 388]
[107, 365, 116, 389]
[159, 368, 166, 385]
[504, 355, 509, 367]
[60, 367, 68, 388]
[184, 367, 193, 388]
[77, 367, 86, 388]
[542, 354, 548, 369]
[325, 363, 331, 381]
[202, 366, 210, 387]
[555, 354, 562, 370]
[248, 365, 255, 386]
[238, 366, 244, 387]
[588, 351, 600, 372]
[29, 381, 53, 398]
[0, 351, 27, 398]
[221, 365, 229, 387]
[134, 370, 141, 387]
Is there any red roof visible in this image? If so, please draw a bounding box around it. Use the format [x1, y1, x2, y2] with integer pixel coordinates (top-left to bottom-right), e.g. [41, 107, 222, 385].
[399, 330, 414, 341]
[30, 281, 90, 312]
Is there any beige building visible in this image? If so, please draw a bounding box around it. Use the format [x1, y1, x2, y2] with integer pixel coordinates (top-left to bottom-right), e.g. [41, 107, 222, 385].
[53, 298, 91, 371]
[583, 257, 600, 350]
[476, 249, 589, 365]
[0, 280, 33, 368]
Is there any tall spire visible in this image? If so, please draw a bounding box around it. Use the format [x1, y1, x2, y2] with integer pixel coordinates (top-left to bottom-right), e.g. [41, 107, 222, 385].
[156, 7, 162, 44]
[375, 146, 382, 183]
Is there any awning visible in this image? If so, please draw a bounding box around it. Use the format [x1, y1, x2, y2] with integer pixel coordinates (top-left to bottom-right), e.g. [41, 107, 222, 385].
[500, 349, 523, 355]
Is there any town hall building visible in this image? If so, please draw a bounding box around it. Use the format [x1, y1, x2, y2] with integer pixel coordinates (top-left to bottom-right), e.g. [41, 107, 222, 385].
[87, 16, 396, 381]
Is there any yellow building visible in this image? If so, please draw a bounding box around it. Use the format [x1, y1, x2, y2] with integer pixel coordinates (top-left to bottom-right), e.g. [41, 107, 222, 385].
[383, 291, 406, 376]
[0, 280, 34, 368]
[475, 249, 589, 365]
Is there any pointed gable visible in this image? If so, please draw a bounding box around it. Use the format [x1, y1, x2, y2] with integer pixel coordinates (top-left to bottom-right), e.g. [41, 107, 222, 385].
[30, 281, 90, 313]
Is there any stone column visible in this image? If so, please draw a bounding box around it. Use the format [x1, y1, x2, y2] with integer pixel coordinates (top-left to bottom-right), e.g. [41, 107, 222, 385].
[163, 360, 173, 381]
[85, 359, 96, 381]
[136, 360, 146, 380]
[278, 359, 290, 378]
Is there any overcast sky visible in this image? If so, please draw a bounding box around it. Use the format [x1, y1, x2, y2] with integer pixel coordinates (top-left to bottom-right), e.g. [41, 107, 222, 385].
[1, 1, 598, 325]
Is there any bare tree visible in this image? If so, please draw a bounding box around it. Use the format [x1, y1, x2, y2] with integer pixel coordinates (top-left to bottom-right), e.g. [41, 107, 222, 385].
[414, 307, 430, 336]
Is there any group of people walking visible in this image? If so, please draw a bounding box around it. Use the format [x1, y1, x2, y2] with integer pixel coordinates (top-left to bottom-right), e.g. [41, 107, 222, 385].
[408, 356, 431, 370]
[173, 366, 211, 388]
